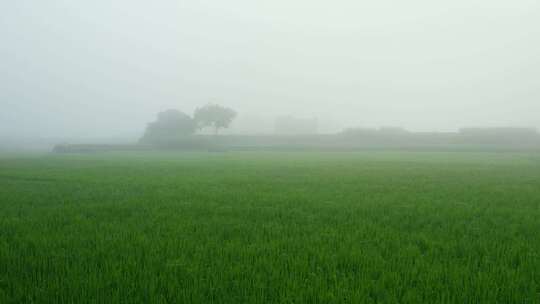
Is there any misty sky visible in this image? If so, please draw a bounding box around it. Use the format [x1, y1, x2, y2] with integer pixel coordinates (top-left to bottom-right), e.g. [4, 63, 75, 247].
[1, 0, 539, 138]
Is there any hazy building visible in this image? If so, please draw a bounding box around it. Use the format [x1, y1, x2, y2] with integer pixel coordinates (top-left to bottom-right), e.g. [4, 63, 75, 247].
[459, 127, 538, 136]
[458, 127, 539, 144]
[275, 116, 318, 135]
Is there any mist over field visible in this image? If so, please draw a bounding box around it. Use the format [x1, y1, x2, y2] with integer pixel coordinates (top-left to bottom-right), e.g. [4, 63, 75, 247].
[2, 2, 540, 303]
[1, 0, 539, 144]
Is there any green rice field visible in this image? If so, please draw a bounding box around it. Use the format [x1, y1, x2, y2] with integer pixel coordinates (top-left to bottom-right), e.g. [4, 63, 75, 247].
[1, 152, 539, 303]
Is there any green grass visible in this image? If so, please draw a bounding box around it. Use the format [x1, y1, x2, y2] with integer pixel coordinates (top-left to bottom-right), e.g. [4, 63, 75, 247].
[1, 151, 539, 303]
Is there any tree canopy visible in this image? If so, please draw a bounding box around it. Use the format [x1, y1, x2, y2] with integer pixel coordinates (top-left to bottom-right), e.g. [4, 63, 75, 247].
[140, 109, 195, 143]
[194, 104, 237, 134]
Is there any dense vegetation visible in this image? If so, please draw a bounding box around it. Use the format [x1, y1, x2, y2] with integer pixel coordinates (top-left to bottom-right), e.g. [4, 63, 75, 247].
[1, 152, 539, 303]
[140, 104, 237, 145]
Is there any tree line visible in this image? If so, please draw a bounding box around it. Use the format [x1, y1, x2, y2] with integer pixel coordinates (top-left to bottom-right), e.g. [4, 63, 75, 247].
[140, 104, 236, 144]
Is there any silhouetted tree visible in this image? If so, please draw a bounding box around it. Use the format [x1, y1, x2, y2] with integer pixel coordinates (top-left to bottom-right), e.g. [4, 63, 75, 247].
[194, 104, 237, 135]
[140, 109, 195, 143]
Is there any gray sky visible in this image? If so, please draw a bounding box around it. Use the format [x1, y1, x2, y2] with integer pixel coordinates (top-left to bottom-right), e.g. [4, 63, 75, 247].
[1, 0, 539, 138]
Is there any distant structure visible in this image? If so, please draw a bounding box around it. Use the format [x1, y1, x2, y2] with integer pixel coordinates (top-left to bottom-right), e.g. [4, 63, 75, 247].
[275, 116, 318, 135]
[341, 126, 409, 136]
[458, 127, 539, 144]
[378, 126, 409, 134]
[458, 127, 537, 136]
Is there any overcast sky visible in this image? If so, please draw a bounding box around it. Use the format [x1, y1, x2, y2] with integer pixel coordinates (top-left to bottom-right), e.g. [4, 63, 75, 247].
[1, 0, 539, 138]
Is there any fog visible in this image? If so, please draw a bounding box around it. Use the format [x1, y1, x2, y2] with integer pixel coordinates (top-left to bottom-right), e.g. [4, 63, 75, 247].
[1, 0, 539, 141]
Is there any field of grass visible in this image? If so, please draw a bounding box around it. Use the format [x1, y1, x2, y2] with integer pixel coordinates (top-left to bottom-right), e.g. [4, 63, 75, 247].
[1, 151, 539, 303]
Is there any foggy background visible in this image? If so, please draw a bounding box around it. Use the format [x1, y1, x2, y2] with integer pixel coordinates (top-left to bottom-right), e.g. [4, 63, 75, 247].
[1, 0, 539, 143]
